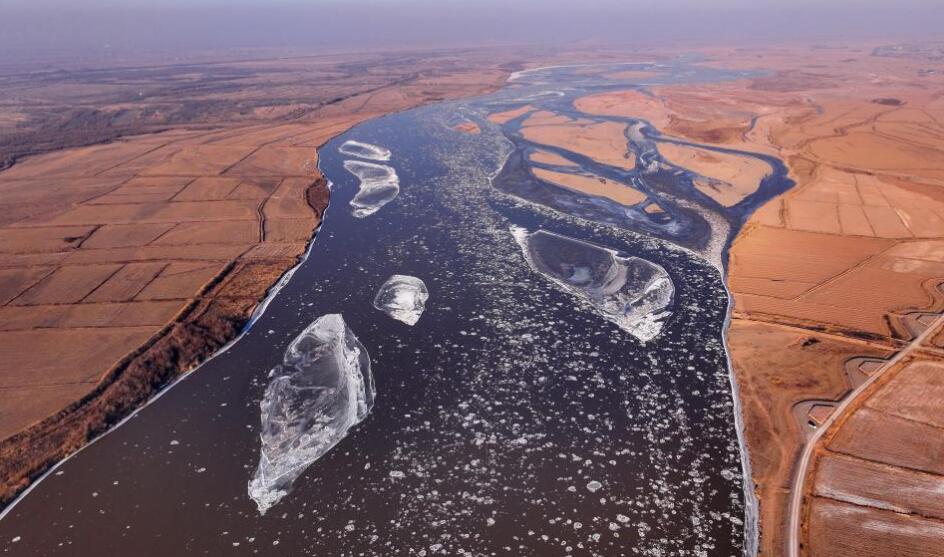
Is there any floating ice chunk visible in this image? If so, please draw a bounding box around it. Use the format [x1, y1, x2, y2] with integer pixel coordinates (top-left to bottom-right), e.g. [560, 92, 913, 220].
[343, 160, 400, 218]
[248, 314, 375, 515]
[373, 275, 429, 326]
[512, 227, 674, 342]
[339, 140, 392, 162]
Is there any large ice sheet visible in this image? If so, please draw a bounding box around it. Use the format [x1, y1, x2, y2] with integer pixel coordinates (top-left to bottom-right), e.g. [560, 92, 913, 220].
[512, 227, 674, 342]
[373, 275, 429, 326]
[248, 314, 375, 514]
[339, 140, 392, 162]
[343, 160, 400, 217]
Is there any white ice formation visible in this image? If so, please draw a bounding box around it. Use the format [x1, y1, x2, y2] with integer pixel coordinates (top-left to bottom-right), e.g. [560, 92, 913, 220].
[343, 160, 400, 218]
[248, 314, 375, 515]
[373, 275, 429, 326]
[339, 140, 392, 162]
[512, 227, 674, 342]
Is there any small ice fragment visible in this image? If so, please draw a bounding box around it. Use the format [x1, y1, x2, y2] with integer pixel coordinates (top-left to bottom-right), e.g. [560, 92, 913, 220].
[512, 227, 674, 342]
[169, 440, 179, 446]
[389, 470, 405, 479]
[11, 536, 21, 543]
[343, 160, 399, 218]
[248, 314, 375, 515]
[339, 140, 392, 162]
[373, 275, 429, 326]
[586, 480, 603, 493]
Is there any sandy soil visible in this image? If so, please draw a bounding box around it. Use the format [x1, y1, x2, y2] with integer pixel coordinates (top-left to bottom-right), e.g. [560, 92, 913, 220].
[657, 142, 771, 206]
[529, 150, 578, 167]
[487, 105, 534, 125]
[520, 115, 636, 170]
[454, 121, 482, 134]
[532, 168, 647, 205]
[575, 89, 672, 130]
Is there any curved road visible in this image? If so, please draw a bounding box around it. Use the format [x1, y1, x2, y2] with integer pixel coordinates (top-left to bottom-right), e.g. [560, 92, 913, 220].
[786, 312, 944, 557]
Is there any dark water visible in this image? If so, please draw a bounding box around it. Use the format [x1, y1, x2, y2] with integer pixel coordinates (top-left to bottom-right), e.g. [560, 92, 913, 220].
[0, 62, 791, 557]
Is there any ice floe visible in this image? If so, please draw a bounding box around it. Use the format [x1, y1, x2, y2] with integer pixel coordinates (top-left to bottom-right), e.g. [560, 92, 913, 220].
[512, 227, 674, 342]
[343, 160, 400, 218]
[248, 314, 375, 514]
[373, 275, 429, 325]
[339, 140, 392, 162]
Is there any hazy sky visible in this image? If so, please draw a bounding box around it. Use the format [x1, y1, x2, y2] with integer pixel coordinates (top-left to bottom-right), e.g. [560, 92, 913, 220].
[2, 0, 943, 56]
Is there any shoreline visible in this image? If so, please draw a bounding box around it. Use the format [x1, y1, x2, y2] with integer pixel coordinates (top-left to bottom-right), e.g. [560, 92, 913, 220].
[720, 266, 761, 557]
[486, 93, 764, 555]
[0, 175, 330, 511]
[0, 175, 336, 521]
[0, 69, 514, 512]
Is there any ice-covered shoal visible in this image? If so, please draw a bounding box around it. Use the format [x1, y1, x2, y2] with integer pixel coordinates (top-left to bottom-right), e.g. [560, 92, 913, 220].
[512, 227, 674, 342]
[373, 275, 429, 326]
[343, 160, 400, 218]
[248, 314, 375, 515]
[339, 140, 392, 162]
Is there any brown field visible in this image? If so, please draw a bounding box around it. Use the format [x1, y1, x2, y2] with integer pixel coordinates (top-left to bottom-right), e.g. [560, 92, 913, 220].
[728, 319, 894, 552]
[806, 497, 944, 557]
[484, 45, 944, 556]
[0, 45, 540, 507]
[677, 42, 944, 556]
[566, 40, 944, 556]
[482, 43, 944, 555]
[484, 48, 944, 557]
[805, 357, 944, 557]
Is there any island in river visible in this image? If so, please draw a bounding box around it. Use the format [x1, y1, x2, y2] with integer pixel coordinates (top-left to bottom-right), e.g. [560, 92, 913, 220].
[2, 41, 944, 557]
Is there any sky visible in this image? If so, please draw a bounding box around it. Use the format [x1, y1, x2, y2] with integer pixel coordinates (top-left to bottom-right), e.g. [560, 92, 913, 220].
[2, 0, 943, 56]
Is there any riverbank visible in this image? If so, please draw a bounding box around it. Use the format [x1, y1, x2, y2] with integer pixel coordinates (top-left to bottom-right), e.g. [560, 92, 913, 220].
[0, 56, 762, 557]
[0, 48, 517, 508]
[575, 41, 944, 554]
[706, 44, 944, 555]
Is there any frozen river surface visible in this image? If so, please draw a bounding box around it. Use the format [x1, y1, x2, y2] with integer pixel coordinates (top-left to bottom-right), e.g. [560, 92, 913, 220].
[0, 61, 792, 557]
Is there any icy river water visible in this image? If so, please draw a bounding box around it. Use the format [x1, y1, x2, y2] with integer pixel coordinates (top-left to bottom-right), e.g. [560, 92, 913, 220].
[0, 62, 792, 556]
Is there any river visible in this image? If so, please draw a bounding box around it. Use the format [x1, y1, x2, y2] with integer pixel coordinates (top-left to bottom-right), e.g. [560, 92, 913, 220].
[0, 61, 791, 556]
